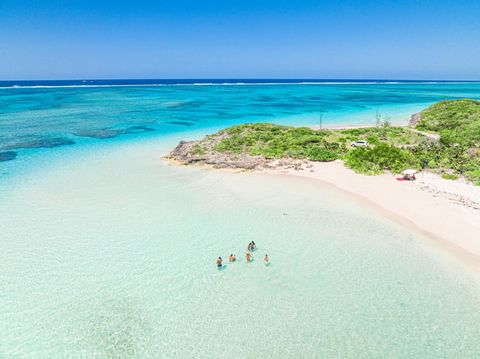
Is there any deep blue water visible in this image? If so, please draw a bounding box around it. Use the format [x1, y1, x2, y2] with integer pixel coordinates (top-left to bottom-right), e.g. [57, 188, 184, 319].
[2, 79, 478, 88]
[1, 80, 480, 174]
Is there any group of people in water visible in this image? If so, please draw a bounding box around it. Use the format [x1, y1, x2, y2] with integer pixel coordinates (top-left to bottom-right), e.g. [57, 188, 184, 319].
[216, 241, 269, 269]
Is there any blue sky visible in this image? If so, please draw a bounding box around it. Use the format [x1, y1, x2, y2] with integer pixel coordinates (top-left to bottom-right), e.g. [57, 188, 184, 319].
[1, 0, 479, 80]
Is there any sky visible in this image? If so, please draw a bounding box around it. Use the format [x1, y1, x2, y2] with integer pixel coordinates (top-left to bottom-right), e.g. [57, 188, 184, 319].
[0, 0, 479, 80]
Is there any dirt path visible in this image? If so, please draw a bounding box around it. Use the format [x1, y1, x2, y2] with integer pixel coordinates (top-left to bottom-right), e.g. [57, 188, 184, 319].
[407, 128, 440, 141]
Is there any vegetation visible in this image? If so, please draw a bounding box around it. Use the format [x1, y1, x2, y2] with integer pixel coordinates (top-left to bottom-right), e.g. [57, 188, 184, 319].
[344, 143, 419, 175]
[441, 172, 459, 181]
[183, 99, 480, 185]
[414, 99, 480, 184]
[190, 144, 207, 156]
[215, 124, 343, 161]
[207, 122, 427, 173]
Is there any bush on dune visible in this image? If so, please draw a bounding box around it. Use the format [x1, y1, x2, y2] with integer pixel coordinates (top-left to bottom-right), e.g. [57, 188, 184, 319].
[415, 99, 480, 183]
[216, 123, 339, 161]
[306, 146, 338, 161]
[344, 143, 419, 175]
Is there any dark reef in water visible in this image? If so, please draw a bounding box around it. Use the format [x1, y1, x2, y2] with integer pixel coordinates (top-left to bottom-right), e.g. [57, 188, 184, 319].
[128, 125, 155, 132]
[166, 121, 195, 127]
[0, 151, 17, 162]
[74, 129, 121, 139]
[73, 126, 155, 139]
[0, 126, 156, 161]
[6, 137, 75, 150]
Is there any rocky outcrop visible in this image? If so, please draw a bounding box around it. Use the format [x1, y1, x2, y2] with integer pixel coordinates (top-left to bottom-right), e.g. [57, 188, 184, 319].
[165, 135, 312, 171]
[409, 112, 422, 126]
[167, 139, 266, 169]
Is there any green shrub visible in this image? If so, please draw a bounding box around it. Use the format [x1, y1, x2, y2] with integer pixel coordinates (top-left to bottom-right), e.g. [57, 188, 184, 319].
[344, 143, 419, 175]
[190, 144, 206, 156]
[417, 99, 480, 147]
[366, 135, 380, 145]
[465, 169, 480, 185]
[307, 147, 338, 161]
[441, 172, 459, 180]
[214, 123, 340, 160]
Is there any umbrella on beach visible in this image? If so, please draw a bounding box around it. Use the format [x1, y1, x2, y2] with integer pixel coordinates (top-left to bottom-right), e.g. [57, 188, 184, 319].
[402, 169, 417, 175]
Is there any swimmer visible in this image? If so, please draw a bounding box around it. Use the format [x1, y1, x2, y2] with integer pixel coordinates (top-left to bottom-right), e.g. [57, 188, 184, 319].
[251, 241, 256, 251]
[246, 252, 252, 262]
[229, 254, 236, 262]
[217, 257, 223, 269]
[264, 254, 269, 264]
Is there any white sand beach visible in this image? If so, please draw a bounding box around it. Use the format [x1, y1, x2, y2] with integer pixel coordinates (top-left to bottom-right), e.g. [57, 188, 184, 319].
[265, 160, 480, 262]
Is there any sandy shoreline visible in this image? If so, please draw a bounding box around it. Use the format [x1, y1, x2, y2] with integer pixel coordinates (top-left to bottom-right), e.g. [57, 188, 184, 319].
[164, 116, 480, 266]
[262, 160, 480, 263]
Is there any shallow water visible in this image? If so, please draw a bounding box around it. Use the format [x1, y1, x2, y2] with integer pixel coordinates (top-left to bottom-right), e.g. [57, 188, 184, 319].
[2, 82, 480, 357]
[1, 139, 480, 358]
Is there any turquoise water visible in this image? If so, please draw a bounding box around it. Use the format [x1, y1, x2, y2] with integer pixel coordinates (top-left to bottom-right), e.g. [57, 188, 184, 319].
[2, 82, 480, 173]
[2, 82, 480, 357]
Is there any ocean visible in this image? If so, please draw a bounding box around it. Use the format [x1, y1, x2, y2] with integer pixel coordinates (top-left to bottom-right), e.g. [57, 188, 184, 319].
[1, 80, 480, 357]
[2, 80, 480, 175]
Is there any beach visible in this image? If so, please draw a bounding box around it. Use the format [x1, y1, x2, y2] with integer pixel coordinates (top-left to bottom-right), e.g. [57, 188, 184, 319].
[264, 160, 480, 263]
[164, 117, 480, 265]
[165, 137, 480, 268]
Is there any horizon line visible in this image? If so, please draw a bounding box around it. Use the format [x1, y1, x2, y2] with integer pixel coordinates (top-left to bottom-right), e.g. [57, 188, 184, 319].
[1, 78, 480, 86]
[2, 77, 480, 82]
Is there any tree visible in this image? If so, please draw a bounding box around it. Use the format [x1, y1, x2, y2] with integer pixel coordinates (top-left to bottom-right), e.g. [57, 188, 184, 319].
[317, 109, 325, 130]
[375, 108, 382, 127]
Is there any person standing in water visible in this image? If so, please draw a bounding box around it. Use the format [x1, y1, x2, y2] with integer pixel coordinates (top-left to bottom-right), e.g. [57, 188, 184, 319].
[264, 254, 269, 265]
[251, 241, 256, 251]
[246, 252, 252, 262]
[229, 254, 236, 262]
[217, 257, 223, 269]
